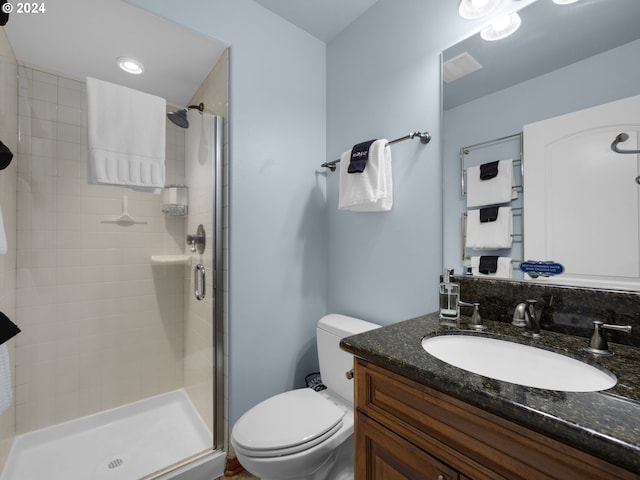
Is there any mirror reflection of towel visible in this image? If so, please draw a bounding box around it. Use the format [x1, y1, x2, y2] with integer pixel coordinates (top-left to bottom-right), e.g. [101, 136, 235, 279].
[466, 207, 512, 249]
[479, 255, 498, 274]
[471, 256, 512, 278]
[467, 159, 514, 207]
[479, 206, 499, 223]
[479, 161, 499, 180]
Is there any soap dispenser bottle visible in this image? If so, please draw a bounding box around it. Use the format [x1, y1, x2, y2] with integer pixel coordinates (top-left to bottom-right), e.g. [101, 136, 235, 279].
[439, 268, 459, 323]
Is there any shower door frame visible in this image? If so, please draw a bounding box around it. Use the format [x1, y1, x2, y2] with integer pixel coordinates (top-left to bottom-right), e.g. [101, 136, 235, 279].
[142, 114, 226, 480]
[211, 114, 225, 452]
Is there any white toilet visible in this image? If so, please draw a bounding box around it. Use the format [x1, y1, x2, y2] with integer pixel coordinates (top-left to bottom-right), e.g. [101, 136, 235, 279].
[231, 314, 380, 480]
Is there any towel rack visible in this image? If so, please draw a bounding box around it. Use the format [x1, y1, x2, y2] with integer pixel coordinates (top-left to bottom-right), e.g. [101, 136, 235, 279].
[460, 132, 523, 197]
[459, 133, 525, 277]
[461, 208, 523, 262]
[611, 132, 640, 154]
[321, 131, 431, 171]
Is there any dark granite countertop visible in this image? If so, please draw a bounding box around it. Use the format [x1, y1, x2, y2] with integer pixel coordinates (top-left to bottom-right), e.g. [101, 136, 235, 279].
[340, 312, 640, 474]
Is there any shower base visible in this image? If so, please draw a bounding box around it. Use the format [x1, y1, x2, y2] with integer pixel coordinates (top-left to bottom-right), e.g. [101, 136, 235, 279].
[1, 389, 217, 480]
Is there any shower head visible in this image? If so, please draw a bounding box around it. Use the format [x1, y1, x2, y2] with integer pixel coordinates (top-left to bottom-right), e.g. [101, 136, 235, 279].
[167, 103, 205, 129]
[167, 109, 189, 128]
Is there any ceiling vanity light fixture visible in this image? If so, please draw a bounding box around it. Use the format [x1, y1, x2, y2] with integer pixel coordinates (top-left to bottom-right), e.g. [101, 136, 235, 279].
[117, 56, 144, 75]
[458, 0, 502, 19]
[480, 12, 522, 41]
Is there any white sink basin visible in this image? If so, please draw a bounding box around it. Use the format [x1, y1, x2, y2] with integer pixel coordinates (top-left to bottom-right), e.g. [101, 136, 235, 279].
[421, 334, 616, 392]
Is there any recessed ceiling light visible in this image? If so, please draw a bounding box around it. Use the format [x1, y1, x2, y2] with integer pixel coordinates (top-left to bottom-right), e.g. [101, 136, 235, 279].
[480, 12, 522, 41]
[117, 57, 144, 75]
[458, 0, 502, 19]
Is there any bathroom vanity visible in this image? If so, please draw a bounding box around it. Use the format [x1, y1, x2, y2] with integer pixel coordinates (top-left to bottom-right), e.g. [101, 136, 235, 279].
[340, 314, 640, 479]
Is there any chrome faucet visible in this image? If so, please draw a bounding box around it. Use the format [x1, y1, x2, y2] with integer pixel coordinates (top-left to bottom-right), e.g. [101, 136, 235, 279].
[514, 300, 542, 338]
[584, 320, 632, 356]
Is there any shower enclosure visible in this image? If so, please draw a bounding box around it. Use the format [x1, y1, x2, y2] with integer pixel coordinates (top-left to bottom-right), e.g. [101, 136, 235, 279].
[0, 52, 228, 479]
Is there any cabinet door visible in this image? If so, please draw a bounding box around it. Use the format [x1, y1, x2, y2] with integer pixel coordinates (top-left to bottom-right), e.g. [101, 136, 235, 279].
[356, 413, 458, 480]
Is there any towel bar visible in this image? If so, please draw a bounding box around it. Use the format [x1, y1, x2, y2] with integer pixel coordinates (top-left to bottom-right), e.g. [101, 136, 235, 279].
[321, 131, 431, 171]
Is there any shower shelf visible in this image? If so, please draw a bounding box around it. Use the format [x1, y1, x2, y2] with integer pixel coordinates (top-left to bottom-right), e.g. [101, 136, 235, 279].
[150, 254, 191, 265]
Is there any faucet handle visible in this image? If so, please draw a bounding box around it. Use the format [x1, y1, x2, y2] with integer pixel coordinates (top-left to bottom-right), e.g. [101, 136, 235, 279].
[584, 320, 632, 356]
[459, 300, 486, 331]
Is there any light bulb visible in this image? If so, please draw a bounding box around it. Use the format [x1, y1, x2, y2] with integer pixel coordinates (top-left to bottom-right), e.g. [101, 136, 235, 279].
[458, 0, 502, 19]
[480, 12, 521, 41]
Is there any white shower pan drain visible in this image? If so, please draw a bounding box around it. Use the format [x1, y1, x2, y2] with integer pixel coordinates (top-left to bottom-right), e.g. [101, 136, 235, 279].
[1, 389, 212, 480]
[102, 454, 130, 473]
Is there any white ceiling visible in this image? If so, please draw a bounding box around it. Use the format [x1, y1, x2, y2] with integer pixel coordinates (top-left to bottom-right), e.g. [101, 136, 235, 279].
[252, 0, 379, 42]
[3, 0, 378, 106]
[4, 0, 229, 107]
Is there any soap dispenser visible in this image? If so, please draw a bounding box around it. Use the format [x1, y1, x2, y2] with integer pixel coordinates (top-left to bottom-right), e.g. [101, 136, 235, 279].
[439, 269, 459, 324]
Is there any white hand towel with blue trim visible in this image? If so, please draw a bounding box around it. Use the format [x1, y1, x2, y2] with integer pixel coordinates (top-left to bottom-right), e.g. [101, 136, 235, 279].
[87, 77, 166, 193]
[338, 139, 392, 212]
[467, 159, 514, 208]
[466, 206, 513, 250]
[471, 256, 513, 279]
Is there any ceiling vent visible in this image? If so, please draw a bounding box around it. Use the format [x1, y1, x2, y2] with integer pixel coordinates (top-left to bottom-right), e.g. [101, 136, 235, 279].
[443, 52, 483, 83]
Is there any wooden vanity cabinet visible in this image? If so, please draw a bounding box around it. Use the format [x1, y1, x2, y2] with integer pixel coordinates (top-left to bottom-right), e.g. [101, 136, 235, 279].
[353, 358, 637, 480]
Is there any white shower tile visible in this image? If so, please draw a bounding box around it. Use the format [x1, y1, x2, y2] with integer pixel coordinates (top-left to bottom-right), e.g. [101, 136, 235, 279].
[31, 99, 57, 123]
[31, 118, 57, 140]
[58, 86, 82, 108]
[30, 137, 55, 159]
[57, 122, 81, 144]
[18, 114, 31, 138]
[32, 80, 57, 104]
[56, 140, 81, 162]
[57, 105, 82, 126]
[32, 70, 57, 86]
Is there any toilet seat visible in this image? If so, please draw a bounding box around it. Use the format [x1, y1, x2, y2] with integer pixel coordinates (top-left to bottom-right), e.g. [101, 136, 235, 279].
[232, 388, 346, 458]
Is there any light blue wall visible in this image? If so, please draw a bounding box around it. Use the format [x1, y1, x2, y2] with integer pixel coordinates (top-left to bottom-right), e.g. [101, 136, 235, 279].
[126, 0, 547, 427]
[126, 0, 327, 425]
[443, 39, 640, 274]
[325, 1, 479, 324]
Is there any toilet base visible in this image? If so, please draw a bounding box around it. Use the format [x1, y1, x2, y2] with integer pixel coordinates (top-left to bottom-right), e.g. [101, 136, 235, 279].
[240, 435, 354, 480]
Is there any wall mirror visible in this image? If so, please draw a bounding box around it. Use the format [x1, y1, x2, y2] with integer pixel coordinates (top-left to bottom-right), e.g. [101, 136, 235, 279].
[442, 0, 640, 291]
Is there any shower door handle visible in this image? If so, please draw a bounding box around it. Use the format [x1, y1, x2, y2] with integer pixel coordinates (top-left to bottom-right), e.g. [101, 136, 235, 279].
[194, 264, 205, 301]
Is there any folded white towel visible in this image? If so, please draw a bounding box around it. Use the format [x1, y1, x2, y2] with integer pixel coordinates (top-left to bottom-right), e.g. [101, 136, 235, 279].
[467, 159, 514, 208]
[87, 77, 166, 193]
[0, 205, 6, 255]
[466, 207, 512, 250]
[471, 256, 513, 279]
[0, 344, 12, 416]
[338, 139, 392, 212]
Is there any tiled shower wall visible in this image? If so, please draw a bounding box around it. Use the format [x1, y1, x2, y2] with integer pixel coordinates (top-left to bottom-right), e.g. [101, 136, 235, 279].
[0, 27, 18, 469]
[15, 66, 187, 433]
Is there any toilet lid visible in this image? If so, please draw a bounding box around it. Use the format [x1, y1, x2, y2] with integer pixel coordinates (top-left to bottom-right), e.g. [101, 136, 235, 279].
[232, 388, 345, 456]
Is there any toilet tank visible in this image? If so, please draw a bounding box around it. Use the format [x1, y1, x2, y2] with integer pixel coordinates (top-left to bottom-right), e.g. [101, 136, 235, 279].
[317, 314, 380, 404]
